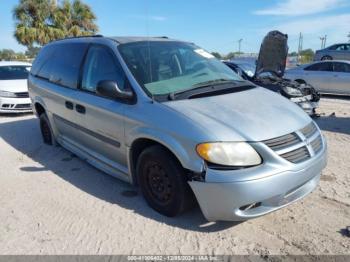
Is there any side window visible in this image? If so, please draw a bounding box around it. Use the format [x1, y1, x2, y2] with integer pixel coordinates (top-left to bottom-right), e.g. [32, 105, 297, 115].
[305, 62, 332, 72]
[335, 45, 346, 51]
[33, 43, 88, 89]
[328, 45, 339, 51]
[49, 43, 88, 89]
[304, 64, 321, 71]
[333, 62, 350, 73]
[81, 45, 126, 93]
[33, 46, 55, 79]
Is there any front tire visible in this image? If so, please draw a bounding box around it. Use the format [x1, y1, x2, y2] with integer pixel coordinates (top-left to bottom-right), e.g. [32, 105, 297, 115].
[137, 145, 195, 217]
[39, 113, 56, 146]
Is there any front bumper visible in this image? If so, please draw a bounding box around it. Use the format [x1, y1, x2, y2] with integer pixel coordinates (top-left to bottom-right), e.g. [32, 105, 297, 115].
[290, 95, 318, 116]
[189, 137, 327, 222]
[0, 97, 32, 113]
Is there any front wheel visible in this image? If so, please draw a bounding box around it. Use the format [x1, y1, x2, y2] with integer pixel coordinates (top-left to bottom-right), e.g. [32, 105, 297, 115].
[137, 145, 195, 217]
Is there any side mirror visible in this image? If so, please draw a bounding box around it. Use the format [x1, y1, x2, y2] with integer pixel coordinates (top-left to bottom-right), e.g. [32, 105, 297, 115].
[96, 80, 133, 100]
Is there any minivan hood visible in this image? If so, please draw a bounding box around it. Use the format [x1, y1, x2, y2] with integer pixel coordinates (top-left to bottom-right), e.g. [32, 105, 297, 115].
[164, 87, 311, 142]
[255, 30, 288, 78]
[0, 79, 28, 92]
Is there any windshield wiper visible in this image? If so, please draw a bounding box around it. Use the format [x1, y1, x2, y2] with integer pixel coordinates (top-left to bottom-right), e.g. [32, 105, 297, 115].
[168, 79, 239, 100]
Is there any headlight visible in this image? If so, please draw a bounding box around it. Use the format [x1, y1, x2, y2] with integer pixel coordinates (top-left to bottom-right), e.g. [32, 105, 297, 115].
[0, 90, 16, 98]
[196, 142, 262, 167]
[283, 86, 303, 96]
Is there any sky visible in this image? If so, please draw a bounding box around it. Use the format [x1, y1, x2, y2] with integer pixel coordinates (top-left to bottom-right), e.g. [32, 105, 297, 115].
[1, 0, 350, 54]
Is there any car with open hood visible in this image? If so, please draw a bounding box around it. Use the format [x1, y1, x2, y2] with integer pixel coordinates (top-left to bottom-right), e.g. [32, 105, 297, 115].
[224, 31, 320, 116]
[29, 36, 327, 221]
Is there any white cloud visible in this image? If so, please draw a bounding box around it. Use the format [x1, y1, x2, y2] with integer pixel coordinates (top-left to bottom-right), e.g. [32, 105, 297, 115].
[129, 15, 167, 21]
[273, 14, 350, 35]
[254, 0, 345, 16]
[263, 14, 350, 50]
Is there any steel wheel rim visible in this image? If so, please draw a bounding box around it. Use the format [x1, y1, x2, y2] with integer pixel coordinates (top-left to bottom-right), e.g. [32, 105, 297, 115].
[144, 161, 173, 205]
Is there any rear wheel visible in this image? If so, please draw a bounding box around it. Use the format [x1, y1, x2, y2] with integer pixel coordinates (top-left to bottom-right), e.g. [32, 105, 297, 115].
[39, 113, 56, 146]
[137, 145, 195, 217]
[321, 55, 332, 61]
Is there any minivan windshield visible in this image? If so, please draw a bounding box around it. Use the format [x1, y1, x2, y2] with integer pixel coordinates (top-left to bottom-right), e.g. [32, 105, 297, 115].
[0, 66, 30, 80]
[118, 41, 244, 96]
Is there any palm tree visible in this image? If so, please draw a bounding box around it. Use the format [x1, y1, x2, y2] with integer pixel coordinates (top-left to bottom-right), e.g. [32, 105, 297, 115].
[13, 0, 98, 49]
[54, 0, 98, 37]
[13, 0, 63, 47]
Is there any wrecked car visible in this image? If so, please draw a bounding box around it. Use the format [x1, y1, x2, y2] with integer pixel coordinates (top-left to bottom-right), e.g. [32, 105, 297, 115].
[224, 31, 320, 116]
[29, 35, 327, 221]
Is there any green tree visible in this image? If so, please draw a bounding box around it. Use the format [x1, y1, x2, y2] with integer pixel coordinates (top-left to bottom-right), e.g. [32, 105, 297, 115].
[0, 49, 27, 61]
[224, 52, 235, 60]
[54, 0, 98, 37]
[299, 49, 315, 63]
[13, 0, 98, 49]
[13, 0, 62, 47]
[25, 46, 41, 58]
[211, 52, 222, 59]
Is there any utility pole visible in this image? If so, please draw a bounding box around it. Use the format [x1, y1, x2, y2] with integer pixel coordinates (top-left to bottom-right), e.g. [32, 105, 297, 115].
[348, 32, 350, 42]
[238, 39, 243, 54]
[297, 32, 303, 64]
[320, 36, 325, 49]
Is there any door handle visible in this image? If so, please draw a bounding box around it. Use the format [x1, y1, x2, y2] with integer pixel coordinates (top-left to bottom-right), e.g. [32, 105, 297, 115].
[76, 104, 86, 114]
[65, 101, 74, 110]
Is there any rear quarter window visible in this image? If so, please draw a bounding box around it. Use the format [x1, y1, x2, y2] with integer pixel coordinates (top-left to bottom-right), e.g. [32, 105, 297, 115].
[32, 42, 88, 89]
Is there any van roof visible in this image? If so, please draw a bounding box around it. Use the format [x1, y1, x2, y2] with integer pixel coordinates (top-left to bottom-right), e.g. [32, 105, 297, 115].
[52, 35, 184, 45]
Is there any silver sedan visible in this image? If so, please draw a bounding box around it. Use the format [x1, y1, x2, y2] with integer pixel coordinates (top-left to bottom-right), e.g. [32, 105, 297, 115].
[314, 43, 350, 61]
[284, 60, 350, 95]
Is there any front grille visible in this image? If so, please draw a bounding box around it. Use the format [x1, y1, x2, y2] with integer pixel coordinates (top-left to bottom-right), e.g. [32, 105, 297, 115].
[300, 122, 317, 138]
[264, 133, 301, 151]
[15, 92, 29, 98]
[311, 135, 322, 154]
[280, 146, 310, 164]
[15, 104, 31, 109]
[263, 121, 323, 164]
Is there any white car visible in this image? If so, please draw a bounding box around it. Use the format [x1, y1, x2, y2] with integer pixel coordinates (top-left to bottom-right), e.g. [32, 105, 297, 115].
[0, 61, 32, 113]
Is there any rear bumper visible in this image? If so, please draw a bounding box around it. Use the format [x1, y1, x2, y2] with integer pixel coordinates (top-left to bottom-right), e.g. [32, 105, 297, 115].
[0, 97, 32, 113]
[189, 141, 327, 222]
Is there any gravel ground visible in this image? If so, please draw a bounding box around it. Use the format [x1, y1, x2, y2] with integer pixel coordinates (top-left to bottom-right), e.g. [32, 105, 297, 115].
[0, 97, 349, 255]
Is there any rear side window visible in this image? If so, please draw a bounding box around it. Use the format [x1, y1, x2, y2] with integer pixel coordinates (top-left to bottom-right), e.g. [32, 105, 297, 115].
[0, 66, 30, 80]
[33, 42, 88, 89]
[333, 62, 350, 73]
[305, 62, 332, 72]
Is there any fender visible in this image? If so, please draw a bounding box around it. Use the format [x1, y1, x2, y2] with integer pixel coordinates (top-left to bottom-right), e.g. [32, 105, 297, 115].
[127, 126, 205, 174]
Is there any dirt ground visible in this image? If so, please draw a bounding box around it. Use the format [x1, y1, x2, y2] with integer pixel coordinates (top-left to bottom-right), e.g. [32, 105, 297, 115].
[0, 97, 349, 255]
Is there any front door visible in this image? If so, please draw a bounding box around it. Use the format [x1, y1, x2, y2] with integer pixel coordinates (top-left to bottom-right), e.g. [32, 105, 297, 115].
[73, 44, 131, 176]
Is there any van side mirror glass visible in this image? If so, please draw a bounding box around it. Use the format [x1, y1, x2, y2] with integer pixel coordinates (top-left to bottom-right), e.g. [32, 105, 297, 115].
[96, 80, 133, 100]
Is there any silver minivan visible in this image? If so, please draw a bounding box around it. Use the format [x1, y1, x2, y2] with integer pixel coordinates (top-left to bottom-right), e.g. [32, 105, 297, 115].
[29, 36, 327, 221]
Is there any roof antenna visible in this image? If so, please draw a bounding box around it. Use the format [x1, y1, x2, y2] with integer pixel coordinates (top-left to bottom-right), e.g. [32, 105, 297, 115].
[144, 0, 155, 103]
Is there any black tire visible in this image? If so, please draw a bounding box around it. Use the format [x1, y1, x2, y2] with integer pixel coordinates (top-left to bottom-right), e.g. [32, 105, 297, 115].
[137, 145, 195, 217]
[39, 113, 56, 145]
[321, 55, 332, 61]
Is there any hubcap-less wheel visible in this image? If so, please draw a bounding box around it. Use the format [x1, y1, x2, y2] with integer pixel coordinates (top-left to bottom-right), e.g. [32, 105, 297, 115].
[39, 113, 55, 145]
[145, 161, 173, 205]
[137, 145, 195, 217]
[41, 120, 52, 144]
